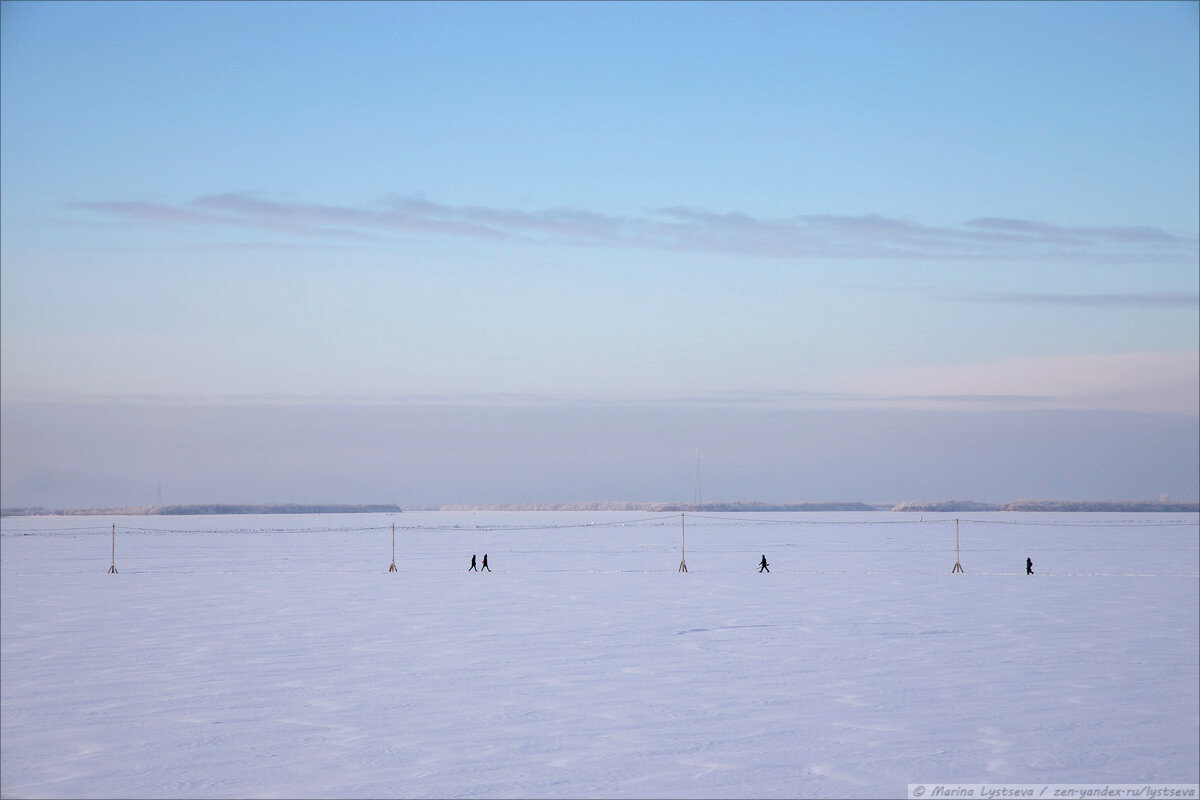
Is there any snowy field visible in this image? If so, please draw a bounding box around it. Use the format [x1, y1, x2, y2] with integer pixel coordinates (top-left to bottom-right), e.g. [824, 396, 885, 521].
[2, 510, 1197, 799]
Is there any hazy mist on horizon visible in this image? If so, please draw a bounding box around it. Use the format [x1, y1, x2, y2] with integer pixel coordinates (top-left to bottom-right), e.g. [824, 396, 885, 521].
[3, 399, 1196, 509]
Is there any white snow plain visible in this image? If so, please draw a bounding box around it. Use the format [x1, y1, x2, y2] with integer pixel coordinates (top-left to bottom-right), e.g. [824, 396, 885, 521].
[2, 511, 1197, 799]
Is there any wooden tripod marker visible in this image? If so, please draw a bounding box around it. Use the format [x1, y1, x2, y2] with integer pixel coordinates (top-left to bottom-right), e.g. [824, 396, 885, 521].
[951, 518, 964, 573]
[678, 512, 688, 572]
[107, 523, 117, 574]
[388, 523, 398, 572]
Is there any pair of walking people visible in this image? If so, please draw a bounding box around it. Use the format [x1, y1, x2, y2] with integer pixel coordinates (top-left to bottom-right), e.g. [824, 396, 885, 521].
[469, 554, 491, 572]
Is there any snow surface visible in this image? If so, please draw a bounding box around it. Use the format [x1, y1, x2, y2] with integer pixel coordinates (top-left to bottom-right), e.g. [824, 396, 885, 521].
[2, 511, 1197, 799]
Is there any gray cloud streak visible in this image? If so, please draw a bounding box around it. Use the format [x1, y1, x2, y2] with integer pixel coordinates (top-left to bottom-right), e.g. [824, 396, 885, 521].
[965, 217, 1190, 246]
[69, 193, 1199, 264]
[952, 290, 1200, 308]
[6, 388, 1055, 411]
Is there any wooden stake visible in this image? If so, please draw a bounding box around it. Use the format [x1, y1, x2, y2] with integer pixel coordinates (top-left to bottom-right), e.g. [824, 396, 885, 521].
[388, 523, 398, 572]
[678, 512, 688, 572]
[951, 517, 964, 573]
[107, 523, 117, 574]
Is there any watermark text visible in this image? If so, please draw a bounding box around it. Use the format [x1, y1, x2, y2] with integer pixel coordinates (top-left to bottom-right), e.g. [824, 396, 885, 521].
[908, 785, 1199, 800]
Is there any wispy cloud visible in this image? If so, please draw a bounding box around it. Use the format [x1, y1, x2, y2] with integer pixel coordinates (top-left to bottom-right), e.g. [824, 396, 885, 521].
[657, 389, 1052, 408]
[0, 387, 1057, 412]
[192, 193, 508, 241]
[68, 193, 1198, 264]
[964, 217, 1189, 246]
[67, 200, 220, 227]
[951, 290, 1199, 308]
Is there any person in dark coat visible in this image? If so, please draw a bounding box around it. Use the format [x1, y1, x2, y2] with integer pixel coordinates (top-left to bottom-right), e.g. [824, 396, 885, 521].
[1026, 557, 1034, 575]
[759, 554, 769, 573]
[482, 553, 491, 572]
[469, 554, 478, 571]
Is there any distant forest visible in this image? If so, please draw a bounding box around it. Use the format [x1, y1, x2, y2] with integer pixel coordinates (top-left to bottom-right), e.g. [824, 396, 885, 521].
[891, 499, 1199, 513]
[425, 499, 1199, 512]
[3, 499, 1196, 517]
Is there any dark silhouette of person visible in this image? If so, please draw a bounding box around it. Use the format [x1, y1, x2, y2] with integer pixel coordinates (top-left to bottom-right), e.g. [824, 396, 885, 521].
[1026, 557, 1034, 575]
[759, 555, 769, 573]
[469, 554, 478, 571]
[482, 553, 491, 572]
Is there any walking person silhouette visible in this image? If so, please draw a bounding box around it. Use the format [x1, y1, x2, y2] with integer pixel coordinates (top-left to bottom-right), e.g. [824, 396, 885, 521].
[1026, 557, 1034, 575]
[759, 554, 769, 573]
[469, 554, 478, 571]
[482, 553, 491, 572]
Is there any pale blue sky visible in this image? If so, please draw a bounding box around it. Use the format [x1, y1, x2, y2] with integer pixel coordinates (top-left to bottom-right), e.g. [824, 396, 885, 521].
[1, 1, 1197, 506]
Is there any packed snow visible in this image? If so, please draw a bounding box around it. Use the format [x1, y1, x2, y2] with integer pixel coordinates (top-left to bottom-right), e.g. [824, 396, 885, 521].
[2, 511, 1197, 798]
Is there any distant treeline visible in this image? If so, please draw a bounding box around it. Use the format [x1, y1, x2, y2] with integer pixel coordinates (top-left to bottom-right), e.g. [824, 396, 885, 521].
[5, 499, 1196, 517]
[892, 499, 1200, 513]
[1, 504, 402, 517]
[428, 499, 1199, 512]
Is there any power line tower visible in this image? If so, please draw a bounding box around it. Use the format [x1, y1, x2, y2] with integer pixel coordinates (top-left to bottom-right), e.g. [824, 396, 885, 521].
[693, 447, 702, 506]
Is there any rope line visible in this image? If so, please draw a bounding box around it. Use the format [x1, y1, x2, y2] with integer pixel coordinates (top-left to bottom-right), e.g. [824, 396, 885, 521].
[115, 524, 395, 534]
[958, 519, 1198, 527]
[0, 524, 117, 533]
[389, 513, 682, 533]
[686, 514, 1196, 528]
[685, 514, 953, 526]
